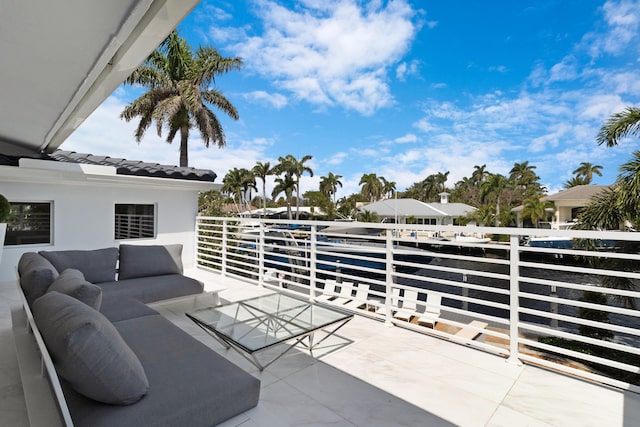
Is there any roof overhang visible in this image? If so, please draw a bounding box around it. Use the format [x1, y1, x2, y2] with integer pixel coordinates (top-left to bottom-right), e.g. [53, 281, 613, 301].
[0, 0, 200, 155]
[0, 162, 220, 192]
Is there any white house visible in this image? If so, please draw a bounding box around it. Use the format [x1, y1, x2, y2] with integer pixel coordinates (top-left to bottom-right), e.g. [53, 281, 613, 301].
[0, 0, 203, 282]
[360, 193, 477, 225]
[511, 185, 610, 228]
[0, 152, 219, 282]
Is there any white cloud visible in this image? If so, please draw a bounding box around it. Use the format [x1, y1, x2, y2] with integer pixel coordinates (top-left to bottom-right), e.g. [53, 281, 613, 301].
[396, 59, 420, 81]
[243, 90, 288, 109]
[227, 0, 419, 115]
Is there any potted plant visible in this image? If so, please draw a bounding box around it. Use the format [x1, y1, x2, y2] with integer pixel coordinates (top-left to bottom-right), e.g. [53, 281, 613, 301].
[0, 194, 10, 262]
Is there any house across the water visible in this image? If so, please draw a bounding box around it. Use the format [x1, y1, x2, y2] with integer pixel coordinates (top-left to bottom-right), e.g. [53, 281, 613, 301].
[359, 193, 477, 225]
[511, 185, 610, 228]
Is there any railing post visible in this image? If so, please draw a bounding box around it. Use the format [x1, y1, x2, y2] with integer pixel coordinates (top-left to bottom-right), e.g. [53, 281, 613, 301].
[508, 235, 523, 365]
[310, 225, 317, 302]
[221, 220, 228, 276]
[384, 230, 394, 326]
[258, 222, 265, 288]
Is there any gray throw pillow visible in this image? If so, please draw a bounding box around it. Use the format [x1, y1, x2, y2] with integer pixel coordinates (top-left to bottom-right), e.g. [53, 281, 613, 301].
[40, 248, 119, 283]
[47, 269, 102, 310]
[33, 292, 149, 405]
[118, 244, 183, 280]
[18, 253, 59, 306]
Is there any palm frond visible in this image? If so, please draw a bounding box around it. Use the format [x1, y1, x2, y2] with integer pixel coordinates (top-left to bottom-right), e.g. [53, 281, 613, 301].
[596, 107, 640, 147]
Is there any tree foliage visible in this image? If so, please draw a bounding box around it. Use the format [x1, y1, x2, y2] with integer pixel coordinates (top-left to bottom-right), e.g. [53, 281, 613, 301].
[120, 30, 243, 167]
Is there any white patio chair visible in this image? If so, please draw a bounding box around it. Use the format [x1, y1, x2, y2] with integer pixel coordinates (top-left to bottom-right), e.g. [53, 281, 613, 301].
[393, 289, 418, 322]
[343, 283, 370, 310]
[417, 293, 441, 328]
[331, 281, 354, 305]
[316, 279, 337, 302]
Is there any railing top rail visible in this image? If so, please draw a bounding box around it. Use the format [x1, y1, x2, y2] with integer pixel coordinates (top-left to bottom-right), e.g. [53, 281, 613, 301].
[197, 216, 640, 241]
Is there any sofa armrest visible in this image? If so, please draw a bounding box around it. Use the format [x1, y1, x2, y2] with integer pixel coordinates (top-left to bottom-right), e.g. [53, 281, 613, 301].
[12, 281, 73, 427]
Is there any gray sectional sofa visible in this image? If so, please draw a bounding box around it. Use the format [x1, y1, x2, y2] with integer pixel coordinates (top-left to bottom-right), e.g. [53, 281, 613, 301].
[16, 244, 260, 427]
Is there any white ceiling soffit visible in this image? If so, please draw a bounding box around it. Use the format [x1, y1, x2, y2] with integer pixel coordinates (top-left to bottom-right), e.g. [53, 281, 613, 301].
[0, 0, 200, 154]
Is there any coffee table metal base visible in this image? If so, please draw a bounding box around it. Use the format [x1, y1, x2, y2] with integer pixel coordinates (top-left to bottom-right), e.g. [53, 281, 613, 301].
[194, 316, 352, 371]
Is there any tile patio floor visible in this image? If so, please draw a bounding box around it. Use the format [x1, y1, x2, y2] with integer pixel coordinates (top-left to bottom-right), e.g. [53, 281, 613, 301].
[2, 271, 639, 426]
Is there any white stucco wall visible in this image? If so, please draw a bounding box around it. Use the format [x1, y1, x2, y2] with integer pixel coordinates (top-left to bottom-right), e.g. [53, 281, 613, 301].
[0, 162, 218, 282]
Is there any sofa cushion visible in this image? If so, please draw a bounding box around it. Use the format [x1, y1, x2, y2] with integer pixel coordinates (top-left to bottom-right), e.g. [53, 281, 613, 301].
[62, 314, 261, 427]
[99, 296, 158, 323]
[40, 248, 119, 283]
[118, 244, 183, 280]
[17, 252, 59, 306]
[47, 269, 102, 310]
[98, 274, 203, 304]
[32, 292, 149, 405]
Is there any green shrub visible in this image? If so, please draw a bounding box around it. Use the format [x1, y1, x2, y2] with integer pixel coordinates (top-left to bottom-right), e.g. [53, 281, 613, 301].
[0, 195, 10, 222]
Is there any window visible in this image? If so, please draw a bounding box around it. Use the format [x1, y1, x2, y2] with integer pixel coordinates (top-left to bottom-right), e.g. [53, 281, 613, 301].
[115, 204, 156, 240]
[5, 202, 52, 246]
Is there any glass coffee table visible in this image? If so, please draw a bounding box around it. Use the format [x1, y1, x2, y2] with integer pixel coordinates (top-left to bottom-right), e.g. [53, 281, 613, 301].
[186, 293, 354, 371]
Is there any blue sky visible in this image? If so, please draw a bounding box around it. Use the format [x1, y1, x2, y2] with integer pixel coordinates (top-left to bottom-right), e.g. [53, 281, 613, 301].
[65, 0, 640, 199]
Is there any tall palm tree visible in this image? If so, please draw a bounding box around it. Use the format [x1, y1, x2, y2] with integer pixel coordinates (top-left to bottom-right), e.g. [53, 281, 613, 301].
[509, 161, 538, 190]
[271, 174, 296, 220]
[319, 172, 343, 205]
[359, 173, 383, 203]
[380, 177, 396, 199]
[435, 171, 450, 193]
[597, 106, 640, 147]
[120, 30, 243, 167]
[222, 168, 244, 214]
[471, 164, 489, 186]
[275, 155, 313, 220]
[239, 168, 256, 213]
[252, 161, 273, 217]
[572, 162, 603, 184]
[480, 173, 511, 226]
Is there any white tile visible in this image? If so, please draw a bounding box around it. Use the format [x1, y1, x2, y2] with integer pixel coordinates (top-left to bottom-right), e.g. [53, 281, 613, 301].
[283, 362, 455, 427]
[502, 366, 639, 427]
[487, 406, 555, 427]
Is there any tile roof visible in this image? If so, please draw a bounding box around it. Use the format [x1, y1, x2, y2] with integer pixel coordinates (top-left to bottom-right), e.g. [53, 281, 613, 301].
[0, 150, 217, 182]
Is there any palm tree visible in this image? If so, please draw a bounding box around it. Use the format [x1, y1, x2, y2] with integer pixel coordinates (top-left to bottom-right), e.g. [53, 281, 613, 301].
[596, 106, 640, 147]
[509, 161, 538, 190]
[275, 155, 313, 220]
[120, 30, 243, 167]
[572, 162, 603, 184]
[319, 172, 343, 205]
[239, 168, 256, 213]
[522, 197, 554, 228]
[564, 176, 590, 189]
[271, 174, 296, 220]
[435, 171, 450, 193]
[471, 164, 489, 186]
[480, 173, 511, 226]
[222, 168, 244, 214]
[380, 177, 396, 199]
[359, 173, 383, 203]
[252, 161, 273, 217]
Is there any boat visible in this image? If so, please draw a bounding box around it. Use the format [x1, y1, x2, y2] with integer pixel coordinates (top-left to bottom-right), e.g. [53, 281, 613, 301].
[238, 227, 434, 278]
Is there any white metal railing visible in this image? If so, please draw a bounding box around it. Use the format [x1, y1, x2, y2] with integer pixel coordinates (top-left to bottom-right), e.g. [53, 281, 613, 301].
[195, 216, 640, 392]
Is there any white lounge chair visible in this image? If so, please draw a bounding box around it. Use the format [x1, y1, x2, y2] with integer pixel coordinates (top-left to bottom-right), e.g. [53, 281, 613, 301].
[331, 282, 354, 305]
[343, 284, 370, 310]
[316, 279, 337, 302]
[417, 293, 441, 328]
[394, 289, 418, 322]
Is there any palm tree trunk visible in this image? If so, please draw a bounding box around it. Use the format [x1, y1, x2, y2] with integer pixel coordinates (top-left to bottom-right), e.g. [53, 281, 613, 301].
[179, 125, 189, 167]
[295, 179, 300, 220]
[262, 182, 267, 218]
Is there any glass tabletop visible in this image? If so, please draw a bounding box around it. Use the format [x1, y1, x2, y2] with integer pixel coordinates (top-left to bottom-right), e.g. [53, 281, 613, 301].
[186, 293, 353, 353]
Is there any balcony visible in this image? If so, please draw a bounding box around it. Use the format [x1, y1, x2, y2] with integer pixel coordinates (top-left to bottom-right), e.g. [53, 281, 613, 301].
[2, 217, 640, 426]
